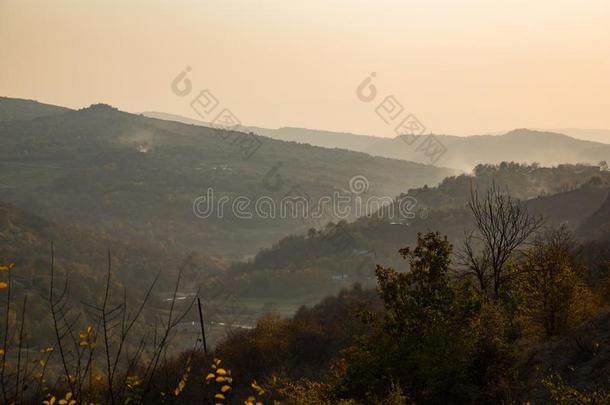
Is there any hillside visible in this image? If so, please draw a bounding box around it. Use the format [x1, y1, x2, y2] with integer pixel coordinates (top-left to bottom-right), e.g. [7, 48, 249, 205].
[0, 200, 223, 289]
[0, 96, 71, 122]
[518, 309, 610, 403]
[229, 165, 610, 301]
[0, 101, 453, 257]
[0, 201, 229, 346]
[143, 112, 610, 171]
[576, 190, 610, 242]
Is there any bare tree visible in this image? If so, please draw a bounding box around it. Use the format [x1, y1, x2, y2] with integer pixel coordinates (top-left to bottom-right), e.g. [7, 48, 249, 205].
[458, 180, 543, 298]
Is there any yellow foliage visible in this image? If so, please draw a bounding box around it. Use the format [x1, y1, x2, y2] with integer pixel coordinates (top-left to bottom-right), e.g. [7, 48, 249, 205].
[58, 392, 76, 405]
[173, 355, 192, 397]
[43, 395, 56, 405]
[0, 263, 15, 271]
[252, 380, 265, 396]
[79, 325, 96, 348]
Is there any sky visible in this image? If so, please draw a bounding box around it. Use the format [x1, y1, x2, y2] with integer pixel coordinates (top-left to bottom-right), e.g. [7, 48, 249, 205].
[1, 0, 609, 139]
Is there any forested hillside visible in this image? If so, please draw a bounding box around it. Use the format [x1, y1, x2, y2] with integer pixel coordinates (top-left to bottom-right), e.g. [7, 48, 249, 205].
[230, 163, 610, 300]
[0, 100, 453, 257]
[0, 96, 71, 122]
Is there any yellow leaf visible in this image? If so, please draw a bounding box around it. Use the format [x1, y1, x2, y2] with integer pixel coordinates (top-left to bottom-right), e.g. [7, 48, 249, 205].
[0, 263, 15, 272]
[252, 380, 265, 395]
[214, 393, 225, 400]
[216, 368, 227, 376]
[0, 282, 8, 289]
[43, 396, 57, 405]
[205, 373, 215, 381]
[220, 385, 231, 393]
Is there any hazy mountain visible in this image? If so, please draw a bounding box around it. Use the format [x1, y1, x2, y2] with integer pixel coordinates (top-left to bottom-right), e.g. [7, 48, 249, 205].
[143, 112, 610, 171]
[143, 111, 379, 152]
[541, 128, 610, 144]
[0, 101, 453, 257]
[0, 96, 71, 122]
[365, 129, 610, 170]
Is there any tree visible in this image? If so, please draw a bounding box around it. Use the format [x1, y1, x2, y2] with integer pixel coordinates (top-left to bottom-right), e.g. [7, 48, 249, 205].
[514, 226, 597, 337]
[459, 181, 543, 298]
[377, 232, 461, 338]
[336, 233, 479, 404]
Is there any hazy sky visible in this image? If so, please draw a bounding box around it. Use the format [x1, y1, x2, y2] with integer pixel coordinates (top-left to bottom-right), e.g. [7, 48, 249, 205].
[1, 0, 609, 139]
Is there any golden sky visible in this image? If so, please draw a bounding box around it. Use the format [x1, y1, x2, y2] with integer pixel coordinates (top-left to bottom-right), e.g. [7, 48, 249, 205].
[1, 0, 609, 138]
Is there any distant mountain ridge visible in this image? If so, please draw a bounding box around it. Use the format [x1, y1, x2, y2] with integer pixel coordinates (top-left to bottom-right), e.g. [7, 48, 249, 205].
[1, 99, 607, 171]
[142, 111, 379, 152]
[366, 129, 610, 170]
[540, 128, 610, 144]
[143, 111, 610, 170]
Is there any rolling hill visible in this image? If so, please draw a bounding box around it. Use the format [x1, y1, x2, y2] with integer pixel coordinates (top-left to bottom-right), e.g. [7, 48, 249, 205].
[144, 112, 610, 170]
[0, 99, 453, 258]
